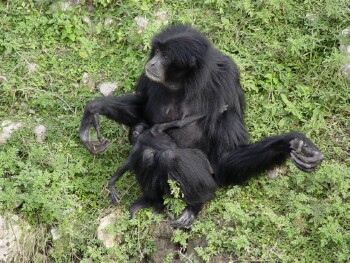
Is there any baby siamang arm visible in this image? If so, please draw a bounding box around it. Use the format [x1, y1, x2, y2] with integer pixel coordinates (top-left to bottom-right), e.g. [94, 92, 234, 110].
[151, 114, 205, 136]
[109, 159, 132, 205]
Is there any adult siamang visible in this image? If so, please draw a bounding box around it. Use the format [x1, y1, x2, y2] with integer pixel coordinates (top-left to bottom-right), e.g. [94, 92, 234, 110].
[80, 24, 324, 226]
[109, 115, 217, 227]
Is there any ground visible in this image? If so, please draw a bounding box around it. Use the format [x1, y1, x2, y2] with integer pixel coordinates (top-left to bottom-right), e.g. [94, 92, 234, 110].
[0, 0, 349, 262]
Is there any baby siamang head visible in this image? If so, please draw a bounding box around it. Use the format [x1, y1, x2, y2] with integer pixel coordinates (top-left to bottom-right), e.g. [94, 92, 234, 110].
[129, 123, 149, 145]
[145, 24, 210, 89]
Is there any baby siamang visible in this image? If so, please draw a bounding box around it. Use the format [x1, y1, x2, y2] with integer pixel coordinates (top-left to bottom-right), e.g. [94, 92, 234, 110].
[109, 115, 217, 228]
[80, 24, 324, 227]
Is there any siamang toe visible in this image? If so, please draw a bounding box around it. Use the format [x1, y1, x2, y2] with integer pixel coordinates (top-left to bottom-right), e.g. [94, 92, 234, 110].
[110, 190, 120, 205]
[290, 138, 324, 172]
[86, 139, 110, 154]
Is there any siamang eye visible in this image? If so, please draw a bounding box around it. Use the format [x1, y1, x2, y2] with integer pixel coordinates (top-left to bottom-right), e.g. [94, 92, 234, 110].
[163, 54, 168, 61]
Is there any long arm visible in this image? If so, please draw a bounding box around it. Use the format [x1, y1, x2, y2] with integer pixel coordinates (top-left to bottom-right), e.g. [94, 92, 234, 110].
[80, 94, 144, 154]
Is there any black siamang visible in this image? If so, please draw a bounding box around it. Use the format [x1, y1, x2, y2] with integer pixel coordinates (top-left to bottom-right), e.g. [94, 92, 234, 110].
[80, 24, 324, 226]
[109, 115, 217, 227]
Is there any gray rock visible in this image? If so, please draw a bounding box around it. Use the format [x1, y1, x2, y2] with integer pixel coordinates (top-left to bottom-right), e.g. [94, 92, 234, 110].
[341, 64, 350, 82]
[98, 82, 118, 97]
[97, 209, 124, 248]
[0, 214, 30, 262]
[34, 125, 47, 142]
[82, 72, 96, 91]
[0, 121, 23, 144]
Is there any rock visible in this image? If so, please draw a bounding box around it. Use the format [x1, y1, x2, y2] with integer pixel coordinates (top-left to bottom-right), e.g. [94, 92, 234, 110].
[51, 228, 61, 241]
[341, 64, 350, 82]
[27, 63, 38, 74]
[34, 125, 47, 142]
[97, 209, 124, 248]
[82, 16, 91, 26]
[61, 0, 81, 11]
[149, 221, 177, 263]
[305, 13, 318, 23]
[104, 17, 113, 27]
[154, 10, 169, 24]
[0, 121, 23, 144]
[0, 76, 8, 83]
[98, 82, 118, 97]
[82, 72, 96, 91]
[134, 16, 149, 32]
[0, 214, 31, 262]
[267, 166, 286, 179]
[341, 28, 350, 37]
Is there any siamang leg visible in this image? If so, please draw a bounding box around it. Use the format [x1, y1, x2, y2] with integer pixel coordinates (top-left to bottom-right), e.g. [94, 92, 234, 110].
[80, 94, 143, 154]
[109, 160, 131, 205]
[216, 132, 324, 186]
[171, 204, 203, 228]
[129, 196, 163, 218]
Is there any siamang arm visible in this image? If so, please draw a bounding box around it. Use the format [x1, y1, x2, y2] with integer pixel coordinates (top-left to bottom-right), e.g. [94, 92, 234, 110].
[109, 159, 132, 205]
[151, 114, 205, 136]
[80, 94, 144, 154]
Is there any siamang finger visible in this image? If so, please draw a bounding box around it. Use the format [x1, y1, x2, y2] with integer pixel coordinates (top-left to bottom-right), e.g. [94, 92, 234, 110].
[92, 114, 103, 141]
[290, 152, 317, 172]
[292, 150, 324, 164]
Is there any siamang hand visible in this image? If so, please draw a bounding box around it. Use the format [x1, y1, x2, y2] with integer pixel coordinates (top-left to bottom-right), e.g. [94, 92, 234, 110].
[290, 136, 324, 172]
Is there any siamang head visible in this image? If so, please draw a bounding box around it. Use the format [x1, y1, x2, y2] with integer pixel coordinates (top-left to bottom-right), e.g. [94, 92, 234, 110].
[145, 24, 210, 89]
[129, 123, 149, 144]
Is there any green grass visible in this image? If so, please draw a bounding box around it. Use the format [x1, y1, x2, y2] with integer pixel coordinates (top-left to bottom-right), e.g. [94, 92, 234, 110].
[0, 0, 349, 262]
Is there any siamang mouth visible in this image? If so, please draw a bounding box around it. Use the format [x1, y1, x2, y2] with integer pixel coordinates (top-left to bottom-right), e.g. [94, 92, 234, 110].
[145, 69, 161, 82]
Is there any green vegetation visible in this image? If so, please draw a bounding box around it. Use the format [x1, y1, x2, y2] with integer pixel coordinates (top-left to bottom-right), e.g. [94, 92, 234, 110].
[0, 0, 349, 262]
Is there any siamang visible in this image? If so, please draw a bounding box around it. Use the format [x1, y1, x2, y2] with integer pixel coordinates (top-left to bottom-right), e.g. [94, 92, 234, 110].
[80, 24, 324, 226]
[109, 115, 217, 227]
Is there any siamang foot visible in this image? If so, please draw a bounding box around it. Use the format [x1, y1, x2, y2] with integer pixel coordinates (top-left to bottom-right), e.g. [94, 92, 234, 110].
[129, 196, 153, 219]
[110, 187, 120, 205]
[290, 137, 324, 172]
[87, 138, 110, 154]
[171, 208, 196, 229]
[80, 112, 110, 154]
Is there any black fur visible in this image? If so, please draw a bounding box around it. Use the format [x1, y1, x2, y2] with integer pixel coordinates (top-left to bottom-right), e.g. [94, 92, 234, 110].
[109, 116, 217, 227]
[80, 24, 324, 226]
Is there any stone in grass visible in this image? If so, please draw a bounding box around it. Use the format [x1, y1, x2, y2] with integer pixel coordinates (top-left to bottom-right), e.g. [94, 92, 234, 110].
[341, 64, 350, 82]
[98, 82, 118, 97]
[34, 125, 47, 142]
[51, 228, 61, 241]
[0, 121, 23, 144]
[0, 214, 31, 262]
[27, 63, 38, 74]
[82, 72, 96, 91]
[134, 16, 149, 33]
[267, 166, 286, 179]
[341, 28, 350, 37]
[97, 209, 124, 248]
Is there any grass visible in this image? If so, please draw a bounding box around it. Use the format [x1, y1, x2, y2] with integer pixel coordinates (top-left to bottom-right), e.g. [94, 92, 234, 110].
[0, 0, 349, 262]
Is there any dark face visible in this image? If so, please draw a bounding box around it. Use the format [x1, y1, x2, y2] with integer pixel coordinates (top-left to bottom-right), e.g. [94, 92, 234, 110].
[144, 45, 196, 90]
[145, 49, 167, 84]
[129, 123, 148, 144]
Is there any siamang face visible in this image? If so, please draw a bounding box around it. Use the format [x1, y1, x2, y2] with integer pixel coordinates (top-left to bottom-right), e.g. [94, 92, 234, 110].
[145, 41, 199, 89]
[129, 123, 148, 144]
[145, 49, 168, 84]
